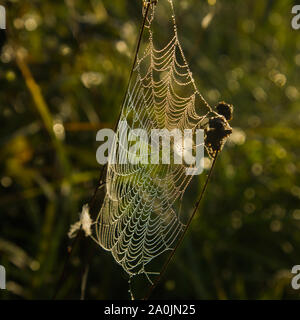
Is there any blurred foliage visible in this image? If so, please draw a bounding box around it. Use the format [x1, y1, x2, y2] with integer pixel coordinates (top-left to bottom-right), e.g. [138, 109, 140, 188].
[0, 0, 300, 300]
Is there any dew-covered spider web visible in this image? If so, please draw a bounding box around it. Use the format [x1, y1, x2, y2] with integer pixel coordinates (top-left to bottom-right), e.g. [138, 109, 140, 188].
[87, 0, 232, 282]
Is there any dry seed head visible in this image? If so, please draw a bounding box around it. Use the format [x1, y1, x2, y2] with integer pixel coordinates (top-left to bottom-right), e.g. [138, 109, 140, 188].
[216, 101, 234, 121]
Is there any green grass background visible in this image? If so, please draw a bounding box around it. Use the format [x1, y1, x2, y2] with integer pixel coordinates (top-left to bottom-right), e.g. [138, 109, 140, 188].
[0, 0, 300, 299]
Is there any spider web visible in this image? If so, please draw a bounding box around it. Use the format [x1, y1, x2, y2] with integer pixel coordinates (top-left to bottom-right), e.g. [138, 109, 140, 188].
[92, 0, 226, 279]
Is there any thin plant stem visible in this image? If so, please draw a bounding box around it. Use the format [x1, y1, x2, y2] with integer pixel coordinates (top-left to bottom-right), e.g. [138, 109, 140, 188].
[52, 231, 82, 300]
[144, 152, 219, 300]
[80, 265, 90, 300]
[15, 51, 70, 176]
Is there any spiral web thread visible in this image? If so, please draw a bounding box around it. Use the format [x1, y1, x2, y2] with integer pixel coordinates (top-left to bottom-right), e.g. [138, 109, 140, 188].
[93, 0, 220, 280]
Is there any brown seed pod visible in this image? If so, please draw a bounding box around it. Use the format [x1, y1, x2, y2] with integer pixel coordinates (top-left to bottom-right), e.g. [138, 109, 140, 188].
[216, 101, 233, 121]
[209, 117, 225, 130]
[205, 116, 233, 158]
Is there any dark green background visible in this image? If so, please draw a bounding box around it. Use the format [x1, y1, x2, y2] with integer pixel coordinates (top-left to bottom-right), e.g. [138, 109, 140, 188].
[0, 0, 300, 299]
